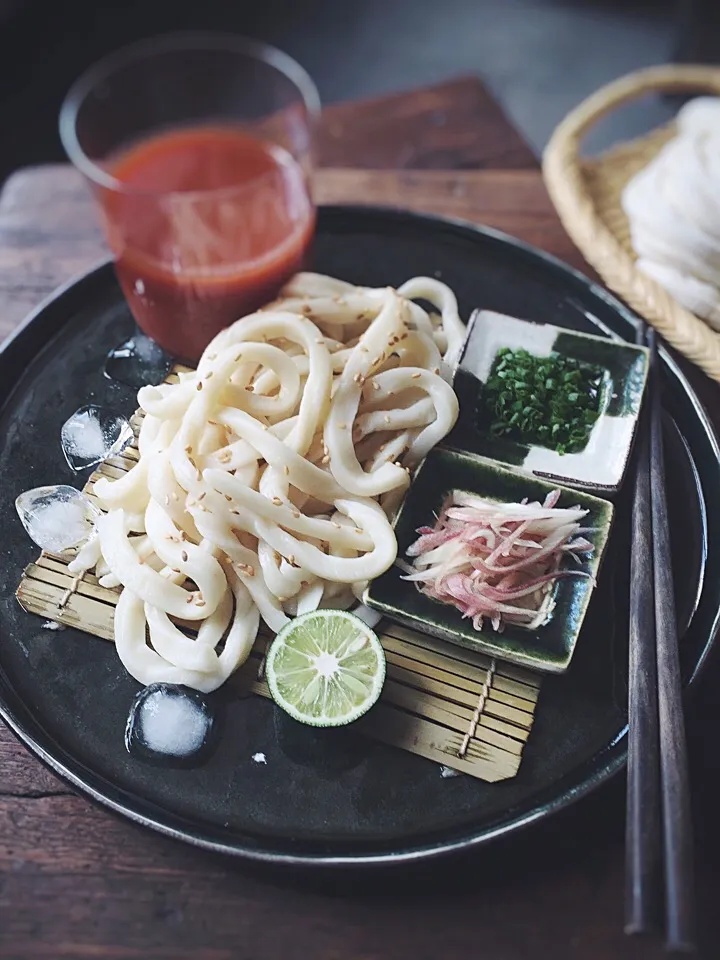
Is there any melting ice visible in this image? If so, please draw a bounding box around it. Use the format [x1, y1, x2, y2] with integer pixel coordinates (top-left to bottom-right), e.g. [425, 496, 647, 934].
[104, 333, 173, 389]
[125, 683, 214, 761]
[61, 404, 133, 472]
[15, 485, 100, 554]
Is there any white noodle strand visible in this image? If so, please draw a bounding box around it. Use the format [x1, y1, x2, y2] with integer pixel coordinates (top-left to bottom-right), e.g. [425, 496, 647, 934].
[89, 273, 465, 691]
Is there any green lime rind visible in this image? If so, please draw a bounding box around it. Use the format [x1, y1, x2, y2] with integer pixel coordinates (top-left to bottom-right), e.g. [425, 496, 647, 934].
[265, 609, 386, 727]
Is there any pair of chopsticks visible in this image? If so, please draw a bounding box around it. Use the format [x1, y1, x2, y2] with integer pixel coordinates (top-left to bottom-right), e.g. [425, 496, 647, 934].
[626, 325, 695, 951]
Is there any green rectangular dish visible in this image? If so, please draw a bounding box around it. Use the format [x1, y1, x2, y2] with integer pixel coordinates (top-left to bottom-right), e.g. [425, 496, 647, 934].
[364, 447, 614, 674]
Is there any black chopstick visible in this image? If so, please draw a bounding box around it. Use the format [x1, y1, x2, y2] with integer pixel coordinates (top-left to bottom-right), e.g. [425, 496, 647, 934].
[625, 324, 662, 936]
[646, 328, 696, 952]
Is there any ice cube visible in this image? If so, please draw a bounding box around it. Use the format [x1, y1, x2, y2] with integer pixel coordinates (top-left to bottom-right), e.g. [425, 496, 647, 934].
[60, 404, 133, 472]
[104, 333, 173, 389]
[15, 485, 100, 554]
[125, 683, 214, 762]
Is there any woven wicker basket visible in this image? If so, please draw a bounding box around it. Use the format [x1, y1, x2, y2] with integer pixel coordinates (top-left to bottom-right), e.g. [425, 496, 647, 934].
[543, 64, 720, 383]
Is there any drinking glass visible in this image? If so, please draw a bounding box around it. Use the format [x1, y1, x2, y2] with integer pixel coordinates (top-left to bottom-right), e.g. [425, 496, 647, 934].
[60, 33, 320, 361]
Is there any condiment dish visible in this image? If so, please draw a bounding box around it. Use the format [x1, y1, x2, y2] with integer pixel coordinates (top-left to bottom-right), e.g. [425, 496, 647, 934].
[365, 447, 614, 673]
[447, 310, 649, 493]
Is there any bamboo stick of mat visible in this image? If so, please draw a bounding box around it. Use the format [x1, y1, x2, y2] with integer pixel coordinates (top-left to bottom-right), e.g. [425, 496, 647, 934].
[17, 553, 539, 781]
[647, 328, 696, 952]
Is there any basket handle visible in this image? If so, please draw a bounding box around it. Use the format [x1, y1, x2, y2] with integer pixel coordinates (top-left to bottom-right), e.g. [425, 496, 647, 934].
[549, 64, 720, 151]
[542, 65, 720, 381]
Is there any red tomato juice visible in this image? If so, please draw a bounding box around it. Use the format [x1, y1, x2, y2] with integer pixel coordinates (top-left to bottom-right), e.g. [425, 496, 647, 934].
[97, 126, 315, 360]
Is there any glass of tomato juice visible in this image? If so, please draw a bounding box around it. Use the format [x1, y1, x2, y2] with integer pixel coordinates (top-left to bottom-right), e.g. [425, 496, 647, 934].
[59, 33, 320, 362]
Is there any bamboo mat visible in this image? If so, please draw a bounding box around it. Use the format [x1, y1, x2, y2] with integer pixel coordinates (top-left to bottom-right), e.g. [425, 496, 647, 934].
[16, 366, 541, 782]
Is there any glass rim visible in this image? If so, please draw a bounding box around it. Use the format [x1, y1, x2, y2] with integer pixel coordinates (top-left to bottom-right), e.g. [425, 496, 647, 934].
[59, 31, 322, 196]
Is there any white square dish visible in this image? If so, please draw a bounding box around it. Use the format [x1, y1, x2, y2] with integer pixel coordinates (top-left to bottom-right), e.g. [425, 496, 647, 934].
[446, 310, 650, 493]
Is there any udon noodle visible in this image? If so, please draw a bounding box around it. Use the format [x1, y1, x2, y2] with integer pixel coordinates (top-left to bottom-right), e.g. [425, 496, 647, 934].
[69, 273, 465, 692]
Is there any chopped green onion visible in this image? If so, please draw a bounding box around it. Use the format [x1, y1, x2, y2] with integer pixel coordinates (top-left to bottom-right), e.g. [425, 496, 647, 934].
[480, 348, 603, 454]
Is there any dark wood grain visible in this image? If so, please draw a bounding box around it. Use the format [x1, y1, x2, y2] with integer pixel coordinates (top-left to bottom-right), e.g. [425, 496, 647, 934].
[1, 787, 720, 960]
[1, 76, 720, 960]
[0, 166, 582, 343]
[317, 76, 537, 171]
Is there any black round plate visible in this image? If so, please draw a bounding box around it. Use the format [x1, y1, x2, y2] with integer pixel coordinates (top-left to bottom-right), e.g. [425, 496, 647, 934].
[0, 207, 718, 866]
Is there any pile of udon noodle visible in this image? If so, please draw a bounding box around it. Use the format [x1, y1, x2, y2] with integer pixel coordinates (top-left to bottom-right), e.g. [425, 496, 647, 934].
[69, 273, 465, 692]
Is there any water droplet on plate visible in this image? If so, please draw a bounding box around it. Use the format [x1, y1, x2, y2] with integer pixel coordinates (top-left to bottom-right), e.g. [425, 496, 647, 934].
[125, 683, 214, 764]
[61, 404, 133, 472]
[104, 332, 173, 389]
[440, 764, 462, 778]
[15, 485, 100, 554]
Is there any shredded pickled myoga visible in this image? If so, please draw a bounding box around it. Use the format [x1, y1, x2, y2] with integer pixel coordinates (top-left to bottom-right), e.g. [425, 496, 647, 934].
[68, 273, 464, 692]
[404, 489, 594, 631]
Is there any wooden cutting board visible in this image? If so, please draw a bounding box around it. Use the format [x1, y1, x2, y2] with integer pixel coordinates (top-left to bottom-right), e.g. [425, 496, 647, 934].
[0, 166, 582, 342]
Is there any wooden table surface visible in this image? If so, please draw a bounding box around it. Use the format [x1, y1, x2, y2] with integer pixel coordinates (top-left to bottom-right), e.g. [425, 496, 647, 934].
[2, 76, 720, 960]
